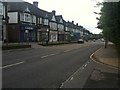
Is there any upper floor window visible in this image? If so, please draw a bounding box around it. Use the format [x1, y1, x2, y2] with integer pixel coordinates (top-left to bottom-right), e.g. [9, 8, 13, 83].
[50, 22, 57, 30]
[40, 18, 42, 24]
[0, 2, 3, 15]
[32, 15, 36, 24]
[24, 13, 31, 22]
[44, 19, 49, 25]
[58, 24, 64, 30]
[38, 17, 42, 24]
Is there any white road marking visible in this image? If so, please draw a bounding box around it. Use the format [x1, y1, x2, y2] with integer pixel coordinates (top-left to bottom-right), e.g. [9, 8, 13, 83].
[82, 67, 84, 69]
[70, 77, 74, 80]
[64, 49, 72, 52]
[84, 64, 87, 67]
[1, 61, 25, 69]
[41, 53, 58, 58]
[60, 60, 91, 88]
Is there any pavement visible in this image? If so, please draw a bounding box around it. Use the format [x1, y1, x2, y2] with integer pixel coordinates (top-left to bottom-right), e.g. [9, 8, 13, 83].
[93, 42, 120, 69]
[61, 42, 120, 88]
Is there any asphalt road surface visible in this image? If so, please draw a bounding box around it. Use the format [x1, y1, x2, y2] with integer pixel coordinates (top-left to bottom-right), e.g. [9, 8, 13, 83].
[2, 41, 103, 88]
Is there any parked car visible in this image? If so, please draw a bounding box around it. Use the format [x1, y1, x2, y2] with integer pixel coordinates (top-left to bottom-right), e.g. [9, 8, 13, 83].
[78, 39, 84, 43]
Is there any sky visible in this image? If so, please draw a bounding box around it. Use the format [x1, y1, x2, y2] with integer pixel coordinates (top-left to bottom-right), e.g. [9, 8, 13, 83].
[23, 0, 103, 34]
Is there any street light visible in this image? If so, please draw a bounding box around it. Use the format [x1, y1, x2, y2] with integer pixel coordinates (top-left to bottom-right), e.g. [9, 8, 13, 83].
[25, 30, 29, 45]
[46, 29, 49, 45]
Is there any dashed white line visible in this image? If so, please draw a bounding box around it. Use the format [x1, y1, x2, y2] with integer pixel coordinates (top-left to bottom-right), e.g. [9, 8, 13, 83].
[60, 61, 91, 88]
[64, 49, 72, 52]
[82, 67, 84, 69]
[41, 53, 58, 58]
[70, 77, 74, 80]
[84, 64, 87, 67]
[1, 61, 25, 69]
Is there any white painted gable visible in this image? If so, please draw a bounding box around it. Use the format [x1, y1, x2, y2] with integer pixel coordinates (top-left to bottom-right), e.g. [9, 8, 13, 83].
[51, 15, 56, 21]
[24, 7, 30, 12]
[60, 19, 63, 23]
[45, 14, 48, 18]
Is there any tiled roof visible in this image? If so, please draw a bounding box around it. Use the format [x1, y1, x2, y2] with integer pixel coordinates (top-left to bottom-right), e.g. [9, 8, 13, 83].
[7, 2, 88, 32]
[56, 15, 62, 23]
[7, 2, 49, 18]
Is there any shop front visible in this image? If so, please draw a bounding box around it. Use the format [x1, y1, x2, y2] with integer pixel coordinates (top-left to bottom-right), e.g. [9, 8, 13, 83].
[37, 28, 49, 43]
[20, 23, 37, 42]
[49, 31, 58, 42]
[58, 31, 65, 42]
[64, 32, 70, 42]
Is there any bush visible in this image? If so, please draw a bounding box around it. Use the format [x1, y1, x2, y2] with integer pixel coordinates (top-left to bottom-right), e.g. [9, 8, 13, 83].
[2, 44, 31, 50]
[38, 41, 72, 46]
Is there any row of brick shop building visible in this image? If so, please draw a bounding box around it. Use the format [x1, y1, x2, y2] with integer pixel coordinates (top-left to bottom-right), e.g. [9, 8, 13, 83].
[1, 1, 91, 43]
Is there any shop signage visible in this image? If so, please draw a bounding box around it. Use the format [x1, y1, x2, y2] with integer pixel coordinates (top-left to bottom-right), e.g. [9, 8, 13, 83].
[25, 26, 33, 30]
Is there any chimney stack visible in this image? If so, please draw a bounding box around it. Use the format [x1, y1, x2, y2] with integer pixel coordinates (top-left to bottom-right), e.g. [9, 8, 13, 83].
[52, 10, 56, 15]
[72, 21, 74, 24]
[76, 23, 78, 26]
[33, 1, 38, 7]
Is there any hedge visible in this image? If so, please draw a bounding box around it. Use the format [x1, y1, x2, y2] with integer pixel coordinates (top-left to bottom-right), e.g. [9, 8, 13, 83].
[2, 44, 31, 50]
[38, 41, 77, 46]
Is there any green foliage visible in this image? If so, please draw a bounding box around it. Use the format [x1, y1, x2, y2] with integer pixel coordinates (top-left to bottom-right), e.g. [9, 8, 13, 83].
[38, 42, 76, 46]
[97, 2, 120, 54]
[2, 44, 31, 50]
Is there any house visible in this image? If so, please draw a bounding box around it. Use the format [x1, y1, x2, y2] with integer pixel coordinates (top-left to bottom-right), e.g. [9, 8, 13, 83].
[56, 15, 65, 42]
[48, 10, 58, 42]
[7, 2, 39, 42]
[0, 1, 3, 41]
[5, 1, 90, 43]
[64, 20, 70, 42]
[67, 21, 78, 42]
[78, 25, 84, 39]
[73, 23, 81, 41]
[37, 9, 49, 43]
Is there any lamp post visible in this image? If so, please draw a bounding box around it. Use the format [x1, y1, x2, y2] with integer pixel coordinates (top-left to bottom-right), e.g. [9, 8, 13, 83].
[25, 30, 29, 45]
[46, 29, 49, 45]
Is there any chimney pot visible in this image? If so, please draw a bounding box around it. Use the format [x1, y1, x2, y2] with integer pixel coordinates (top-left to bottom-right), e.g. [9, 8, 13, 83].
[72, 21, 74, 24]
[33, 1, 38, 7]
[52, 10, 56, 15]
[76, 23, 78, 26]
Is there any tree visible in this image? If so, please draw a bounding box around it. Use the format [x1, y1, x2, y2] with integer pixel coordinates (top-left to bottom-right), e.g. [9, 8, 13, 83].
[96, 1, 120, 50]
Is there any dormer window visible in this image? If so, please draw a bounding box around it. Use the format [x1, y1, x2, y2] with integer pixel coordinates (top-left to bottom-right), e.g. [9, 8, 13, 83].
[50, 22, 57, 30]
[38, 17, 42, 24]
[0, 2, 3, 15]
[51, 15, 56, 22]
[58, 24, 64, 31]
[60, 19, 63, 23]
[24, 13, 31, 22]
[44, 19, 48, 25]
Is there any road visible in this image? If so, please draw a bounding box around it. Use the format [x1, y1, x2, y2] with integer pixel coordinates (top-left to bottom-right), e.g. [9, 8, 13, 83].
[2, 41, 103, 88]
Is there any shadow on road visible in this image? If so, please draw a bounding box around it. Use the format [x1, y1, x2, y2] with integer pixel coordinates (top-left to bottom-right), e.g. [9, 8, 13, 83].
[83, 69, 119, 88]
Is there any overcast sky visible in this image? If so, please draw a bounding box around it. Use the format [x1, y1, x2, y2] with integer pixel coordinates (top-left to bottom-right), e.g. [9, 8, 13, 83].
[23, 0, 103, 34]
